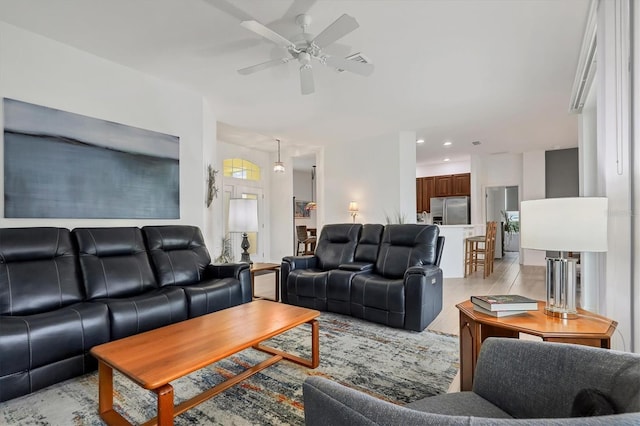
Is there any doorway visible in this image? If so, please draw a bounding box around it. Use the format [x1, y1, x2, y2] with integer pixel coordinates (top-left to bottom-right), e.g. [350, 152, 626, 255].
[485, 185, 519, 258]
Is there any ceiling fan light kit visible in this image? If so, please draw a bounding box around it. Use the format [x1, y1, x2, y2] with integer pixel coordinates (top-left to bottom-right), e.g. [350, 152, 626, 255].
[237, 13, 374, 95]
[273, 139, 285, 173]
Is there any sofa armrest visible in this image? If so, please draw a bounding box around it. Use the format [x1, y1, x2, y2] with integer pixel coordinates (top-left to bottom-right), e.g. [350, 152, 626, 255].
[402, 265, 443, 331]
[280, 256, 318, 303]
[339, 262, 374, 272]
[204, 263, 252, 303]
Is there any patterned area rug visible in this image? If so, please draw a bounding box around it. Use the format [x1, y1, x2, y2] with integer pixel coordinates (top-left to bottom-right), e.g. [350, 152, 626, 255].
[0, 312, 459, 425]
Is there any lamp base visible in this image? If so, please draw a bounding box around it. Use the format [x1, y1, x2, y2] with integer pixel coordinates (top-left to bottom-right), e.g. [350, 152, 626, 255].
[240, 232, 253, 264]
[544, 307, 579, 319]
[544, 256, 578, 319]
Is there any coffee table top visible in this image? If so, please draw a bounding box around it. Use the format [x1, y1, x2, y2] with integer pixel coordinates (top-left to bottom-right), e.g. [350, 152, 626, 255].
[91, 300, 319, 390]
[457, 300, 617, 339]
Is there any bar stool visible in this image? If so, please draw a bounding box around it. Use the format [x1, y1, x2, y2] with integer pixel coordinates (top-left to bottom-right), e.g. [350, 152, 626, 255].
[464, 221, 497, 278]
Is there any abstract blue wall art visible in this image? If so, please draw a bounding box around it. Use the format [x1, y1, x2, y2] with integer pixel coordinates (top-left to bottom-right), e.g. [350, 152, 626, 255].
[3, 98, 180, 218]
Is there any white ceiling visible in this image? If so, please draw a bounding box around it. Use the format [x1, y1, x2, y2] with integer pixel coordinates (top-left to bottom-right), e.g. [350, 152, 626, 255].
[0, 0, 589, 167]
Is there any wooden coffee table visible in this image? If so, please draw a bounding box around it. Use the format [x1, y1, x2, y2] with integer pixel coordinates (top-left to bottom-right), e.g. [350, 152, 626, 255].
[90, 300, 320, 426]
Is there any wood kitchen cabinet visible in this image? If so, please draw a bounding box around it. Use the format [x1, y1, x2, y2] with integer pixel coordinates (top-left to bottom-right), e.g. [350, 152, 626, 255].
[417, 173, 470, 212]
[452, 173, 471, 196]
[422, 177, 434, 212]
[434, 175, 453, 197]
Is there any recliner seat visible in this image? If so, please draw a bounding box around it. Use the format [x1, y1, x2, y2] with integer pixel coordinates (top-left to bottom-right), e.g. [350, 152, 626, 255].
[142, 225, 251, 318]
[0, 228, 109, 402]
[73, 227, 188, 340]
[282, 223, 362, 310]
[350, 224, 443, 331]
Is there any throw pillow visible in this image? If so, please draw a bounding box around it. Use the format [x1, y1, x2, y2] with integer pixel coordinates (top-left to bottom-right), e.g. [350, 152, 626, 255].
[571, 388, 617, 417]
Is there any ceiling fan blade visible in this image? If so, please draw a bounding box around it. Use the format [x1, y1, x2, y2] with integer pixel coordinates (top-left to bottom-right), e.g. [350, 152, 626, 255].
[300, 65, 315, 95]
[311, 14, 359, 49]
[240, 20, 296, 49]
[324, 55, 374, 76]
[238, 57, 290, 75]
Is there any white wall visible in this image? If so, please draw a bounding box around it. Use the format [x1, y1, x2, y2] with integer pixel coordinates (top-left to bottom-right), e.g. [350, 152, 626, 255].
[323, 132, 414, 225]
[0, 23, 211, 239]
[416, 160, 470, 177]
[469, 153, 522, 225]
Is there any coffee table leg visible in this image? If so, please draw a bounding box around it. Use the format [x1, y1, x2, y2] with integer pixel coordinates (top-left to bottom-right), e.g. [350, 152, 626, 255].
[311, 319, 319, 368]
[98, 361, 114, 416]
[254, 318, 320, 368]
[156, 384, 174, 426]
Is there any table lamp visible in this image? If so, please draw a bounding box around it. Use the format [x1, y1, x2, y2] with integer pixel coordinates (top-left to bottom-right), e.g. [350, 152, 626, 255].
[348, 201, 359, 223]
[228, 198, 259, 264]
[520, 197, 608, 319]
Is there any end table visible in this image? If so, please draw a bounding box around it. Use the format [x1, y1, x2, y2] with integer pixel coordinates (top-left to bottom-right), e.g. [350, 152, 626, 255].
[456, 300, 617, 391]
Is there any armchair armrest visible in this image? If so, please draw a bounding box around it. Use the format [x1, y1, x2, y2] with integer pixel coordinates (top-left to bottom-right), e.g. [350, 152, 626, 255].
[338, 262, 374, 272]
[303, 377, 471, 426]
[473, 338, 640, 419]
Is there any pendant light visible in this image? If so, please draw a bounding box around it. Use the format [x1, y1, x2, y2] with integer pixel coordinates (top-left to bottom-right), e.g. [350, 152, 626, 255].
[273, 139, 285, 173]
[305, 165, 317, 210]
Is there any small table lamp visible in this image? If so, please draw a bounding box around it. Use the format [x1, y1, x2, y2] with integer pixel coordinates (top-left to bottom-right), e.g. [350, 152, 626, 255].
[520, 197, 608, 319]
[228, 198, 259, 264]
[348, 201, 359, 223]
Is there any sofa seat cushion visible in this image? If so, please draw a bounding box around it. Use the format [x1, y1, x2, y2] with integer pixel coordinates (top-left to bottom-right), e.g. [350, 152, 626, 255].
[286, 269, 329, 310]
[405, 392, 513, 419]
[182, 277, 245, 318]
[326, 269, 369, 315]
[0, 301, 110, 401]
[94, 287, 187, 339]
[350, 274, 405, 328]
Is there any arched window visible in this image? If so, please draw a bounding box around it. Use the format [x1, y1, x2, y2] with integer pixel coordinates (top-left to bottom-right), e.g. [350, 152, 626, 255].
[223, 158, 261, 181]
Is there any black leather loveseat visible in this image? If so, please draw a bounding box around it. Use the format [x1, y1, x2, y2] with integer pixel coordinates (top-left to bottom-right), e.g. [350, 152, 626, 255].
[281, 223, 444, 332]
[0, 225, 251, 402]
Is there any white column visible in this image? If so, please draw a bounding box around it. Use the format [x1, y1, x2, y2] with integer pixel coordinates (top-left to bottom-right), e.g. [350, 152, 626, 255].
[398, 131, 417, 222]
[597, 0, 633, 351]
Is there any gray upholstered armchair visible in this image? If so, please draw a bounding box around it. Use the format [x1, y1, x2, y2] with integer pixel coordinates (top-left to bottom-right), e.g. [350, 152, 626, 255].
[303, 338, 640, 425]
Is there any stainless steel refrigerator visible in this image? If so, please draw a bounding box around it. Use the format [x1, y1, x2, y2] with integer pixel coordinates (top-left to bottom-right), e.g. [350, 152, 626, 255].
[430, 196, 470, 225]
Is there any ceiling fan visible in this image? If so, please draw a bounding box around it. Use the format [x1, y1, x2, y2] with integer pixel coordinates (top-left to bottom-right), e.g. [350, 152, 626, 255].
[237, 13, 374, 95]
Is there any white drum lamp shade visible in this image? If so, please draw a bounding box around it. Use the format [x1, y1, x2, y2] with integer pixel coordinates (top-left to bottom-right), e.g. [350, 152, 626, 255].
[520, 197, 608, 318]
[228, 198, 259, 263]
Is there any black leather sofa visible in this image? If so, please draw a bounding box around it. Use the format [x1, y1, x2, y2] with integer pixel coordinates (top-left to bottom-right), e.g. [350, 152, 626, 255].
[0, 225, 251, 402]
[281, 223, 444, 332]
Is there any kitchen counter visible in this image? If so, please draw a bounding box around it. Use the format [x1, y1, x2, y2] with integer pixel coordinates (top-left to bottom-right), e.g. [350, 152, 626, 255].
[428, 224, 484, 278]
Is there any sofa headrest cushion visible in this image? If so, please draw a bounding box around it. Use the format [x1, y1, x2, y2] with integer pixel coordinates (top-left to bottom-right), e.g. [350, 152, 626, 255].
[143, 225, 206, 251]
[0, 227, 75, 263]
[74, 227, 147, 257]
